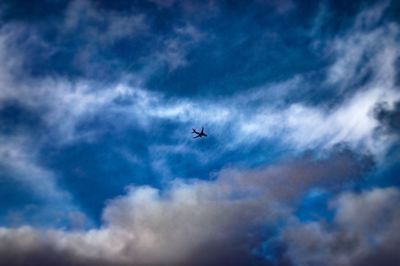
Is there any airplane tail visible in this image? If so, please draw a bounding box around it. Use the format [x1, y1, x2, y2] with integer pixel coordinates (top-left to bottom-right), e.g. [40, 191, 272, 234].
[192, 128, 196, 133]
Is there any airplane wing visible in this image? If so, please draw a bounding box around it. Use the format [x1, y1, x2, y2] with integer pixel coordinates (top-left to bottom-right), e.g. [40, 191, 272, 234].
[193, 135, 200, 138]
[200, 127, 204, 134]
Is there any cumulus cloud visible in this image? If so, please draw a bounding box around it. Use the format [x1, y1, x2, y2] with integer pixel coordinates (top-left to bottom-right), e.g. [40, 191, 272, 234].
[280, 187, 400, 266]
[0, 152, 369, 266]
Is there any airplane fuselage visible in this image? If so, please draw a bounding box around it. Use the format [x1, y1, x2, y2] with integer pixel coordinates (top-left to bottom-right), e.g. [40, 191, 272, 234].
[192, 128, 207, 138]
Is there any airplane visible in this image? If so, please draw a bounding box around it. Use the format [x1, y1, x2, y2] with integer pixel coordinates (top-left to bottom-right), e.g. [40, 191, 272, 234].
[192, 127, 207, 138]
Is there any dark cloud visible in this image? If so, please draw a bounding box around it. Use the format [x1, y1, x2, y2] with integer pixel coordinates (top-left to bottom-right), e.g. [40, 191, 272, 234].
[375, 101, 400, 135]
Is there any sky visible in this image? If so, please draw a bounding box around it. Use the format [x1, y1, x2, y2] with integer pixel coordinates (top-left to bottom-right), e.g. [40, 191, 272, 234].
[0, 0, 399, 265]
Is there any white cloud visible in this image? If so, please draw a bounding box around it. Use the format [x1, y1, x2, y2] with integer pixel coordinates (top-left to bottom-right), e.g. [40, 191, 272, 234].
[0, 135, 66, 200]
[0, 1, 398, 161]
[234, 3, 400, 158]
[239, 86, 398, 156]
[0, 134, 89, 228]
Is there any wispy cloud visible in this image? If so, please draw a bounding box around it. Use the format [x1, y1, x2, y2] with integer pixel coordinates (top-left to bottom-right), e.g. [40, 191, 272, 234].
[0, 134, 88, 228]
[0, 0, 397, 159]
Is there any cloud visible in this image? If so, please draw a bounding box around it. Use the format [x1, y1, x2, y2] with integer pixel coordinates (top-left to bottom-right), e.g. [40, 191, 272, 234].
[0, 2, 398, 265]
[0, 151, 369, 266]
[0, 133, 90, 228]
[147, 0, 177, 8]
[280, 187, 400, 266]
[0, 16, 213, 143]
[239, 86, 398, 156]
[61, 0, 210, 74]
[0, 24, 26, 98]
[0, 1, 398, 160]
[325, 3, 397, 92]
[255, 0, 296, 14]
[0, 135, 65, 200]
[235, 2, 400, 158]
[375, 100, 400, 136]
[149, 23, 206, 70]
[63, 0, 148, 43]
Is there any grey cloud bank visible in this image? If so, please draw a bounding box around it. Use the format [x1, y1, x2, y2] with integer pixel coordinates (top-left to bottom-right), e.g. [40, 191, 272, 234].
[0, 152, 370, 266]
[281, 187, 400, 266]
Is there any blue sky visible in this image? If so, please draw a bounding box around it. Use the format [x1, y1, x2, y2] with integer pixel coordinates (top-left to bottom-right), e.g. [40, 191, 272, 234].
[0, 0, 400, 265]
